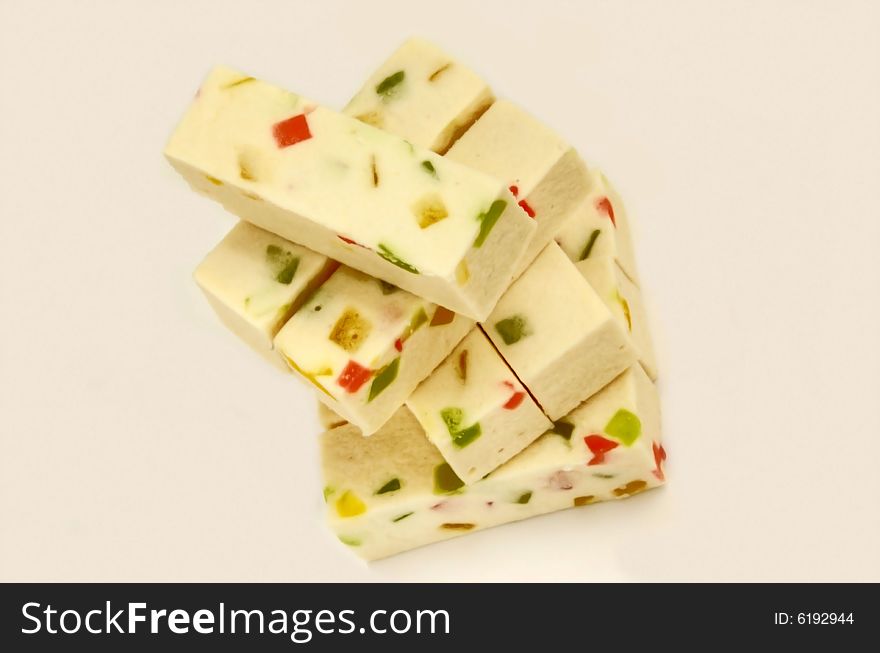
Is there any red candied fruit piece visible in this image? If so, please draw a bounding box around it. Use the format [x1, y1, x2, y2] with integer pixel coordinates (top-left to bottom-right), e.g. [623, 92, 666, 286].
[653, 442, 667, 480]
[596, 196, 616, 227]
[337, 360, 372, 393]
[394, 338, 403, 352]
[518, 198, 536, 218]
[509, 185, 519, 197]
[272, 114, 312, 148]
[584, 434, 619, 466]
[503, 392, 526, 410]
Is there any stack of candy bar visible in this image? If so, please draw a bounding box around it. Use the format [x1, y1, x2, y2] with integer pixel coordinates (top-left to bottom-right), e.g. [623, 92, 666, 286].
[165, 38, 665, 561]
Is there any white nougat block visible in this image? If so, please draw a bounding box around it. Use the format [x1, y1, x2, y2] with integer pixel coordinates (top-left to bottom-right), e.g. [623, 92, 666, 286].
[323, 364, 665, 560]
[165, 66, 535, 320]
[406, 329, 551, 484]
[483, 243, 637, 420]
[344, 38, 494, 154]
[446, 99, 590, 275]
[273, 266, 473, 435]
[577, 257, 658, 380]
[555, 168, 640, 285]
[194, 222, 337, 370]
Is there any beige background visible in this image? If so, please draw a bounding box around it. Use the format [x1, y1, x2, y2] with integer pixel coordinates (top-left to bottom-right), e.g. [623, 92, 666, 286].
[1, 0, 878, 581]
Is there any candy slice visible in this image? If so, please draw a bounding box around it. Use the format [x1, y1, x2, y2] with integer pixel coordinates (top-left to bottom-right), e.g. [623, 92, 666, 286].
[165, 66, 535, 321]
[322, 364, 663, 560]
[482, 243, 637, 420]
[407, 329, 551, 484]
[274, 266, 473, 434]
[344, 38, 495, 154]
[445, 100, 591, 276]
[556, 169, 640, 285]
[576, 256, 658, 380]
[193, 222, 337, 371]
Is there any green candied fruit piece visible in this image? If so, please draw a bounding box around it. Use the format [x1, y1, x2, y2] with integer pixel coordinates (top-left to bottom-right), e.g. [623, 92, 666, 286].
[376, 70, 405, 98]
[322, 486, 335, 502]
[579, 229, 601, 261]
[338, 535, 361, 547]
[265, 244, 300, 285]
[376, 478, 401, 495]
[392, 512, 413, 523]
[451, 422, 481, 448]
[516, 491, 533, 505]
[421, 160, 438, 178]
[433, 463, 464, 494]
[473, 199, 508, 247]
[368, 357, 400, 402]
[378, 280, 399, 295]
[604, 408, 642, 446]
[377, 244, 420, 274]
[328, 308, 372, 354]
[410, 307, 429, 332]
[440, 407, 481, 447]
[494, 314, 531, 345]
[551, 419, 575, 441]
[440, 407, 463, 434]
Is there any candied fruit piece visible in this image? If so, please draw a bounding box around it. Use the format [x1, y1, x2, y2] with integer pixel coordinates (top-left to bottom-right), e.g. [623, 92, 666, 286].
[421, 160, 438, 177]
[337, 361, 372, 394]
[474, 199, 508, 247]
[392, 512, 413, 523]
[503, 391, 526, 410]
[579, 229, 601, 261]
[494, 315, 530, 345]
[376, 70, 405, 98]
[377, 244, 419, 274]
[456, 260, 470, 286]
[428, 63, 451, 82]
[551, 420, 575, 441]
[328, 308, 372, 353]
[376, 478, 401, 495]
[430, 306, 455, 327]
[653, 442, 667, 481]
[440, 523, 475, 531]
[516, 491, 533, 505]
[368, 357, 399, 402]
[338, 535, 361, 546]
[355, 111, 383, 128]
[413, 193, 449, 229]
[596, 196, 616, 227]
[613, 480, 648, 497]
[433, 463, 464, 494]
[272, 113, 311, 148]
[604, 409, 641, 446]
[585, 434, 619, 466]
[573, 495, 595, 507]
[455, 349, 468, 382]
[335, 490, 366, 518]
[451, 422, 481, 448]
[265, 244, 300, 285]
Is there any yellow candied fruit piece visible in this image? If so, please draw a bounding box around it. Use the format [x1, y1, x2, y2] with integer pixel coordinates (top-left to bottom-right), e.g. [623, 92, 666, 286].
[573, 495, 596, 507]
[205, 175, 223, 186]
[335, 490, 367, 518]
[455, 260, 470, 286]
[613, 480, 648, 497]
[329, 308, 372, 353]
[355, 111, 383, 128]
[413, 193, 449, 229]
[440, 523, 475, 531]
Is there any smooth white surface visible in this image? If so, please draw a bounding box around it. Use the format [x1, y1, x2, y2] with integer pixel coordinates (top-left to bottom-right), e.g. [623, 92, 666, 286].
[1, 0, 878, 581]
